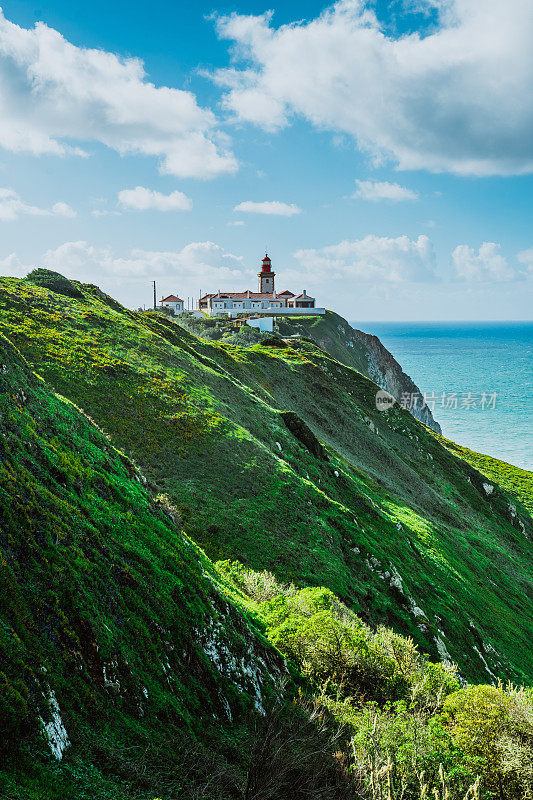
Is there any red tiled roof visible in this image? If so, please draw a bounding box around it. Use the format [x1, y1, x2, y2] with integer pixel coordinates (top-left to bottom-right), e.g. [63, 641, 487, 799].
[201, 288, 313, 303]
[161, 294, 183, 302]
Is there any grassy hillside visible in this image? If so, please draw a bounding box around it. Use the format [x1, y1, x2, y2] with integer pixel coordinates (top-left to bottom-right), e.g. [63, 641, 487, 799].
[0, 331, 289, 799]
[437, 435, 533, 516]
[0, 275, 531, 690]
[178, 310, 441, 431]
[274, 311, 442, 431]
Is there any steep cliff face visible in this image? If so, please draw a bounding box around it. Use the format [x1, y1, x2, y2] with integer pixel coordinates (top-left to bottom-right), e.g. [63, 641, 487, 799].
[277, 311, 441, 432]
[354, 327, 440, 432]
[0, 331, 285, 797]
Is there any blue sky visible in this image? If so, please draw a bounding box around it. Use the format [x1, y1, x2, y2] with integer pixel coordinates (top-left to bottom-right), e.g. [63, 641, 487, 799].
[0, 0, 532, 320]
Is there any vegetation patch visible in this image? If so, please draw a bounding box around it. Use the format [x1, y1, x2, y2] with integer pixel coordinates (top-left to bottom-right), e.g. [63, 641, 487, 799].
[25, 268, 83, 299]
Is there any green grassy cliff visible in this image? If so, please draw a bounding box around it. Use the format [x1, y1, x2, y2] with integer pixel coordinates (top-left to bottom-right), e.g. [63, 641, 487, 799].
[178, 309, 442, 432]
[0, 273, 532, 798]
[0, 330, 288, 799]
[0, 276, 530, 687]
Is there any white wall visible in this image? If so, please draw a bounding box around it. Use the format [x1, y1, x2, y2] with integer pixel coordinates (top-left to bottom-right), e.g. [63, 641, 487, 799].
[208, 308, 325, 317]
[247, 317, 274, 332]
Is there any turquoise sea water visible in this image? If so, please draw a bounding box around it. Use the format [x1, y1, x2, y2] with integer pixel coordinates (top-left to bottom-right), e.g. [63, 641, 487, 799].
[351, 322, 533, 472]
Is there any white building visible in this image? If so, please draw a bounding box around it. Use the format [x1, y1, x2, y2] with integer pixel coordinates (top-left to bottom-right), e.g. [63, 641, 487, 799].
[198, 254, 324, 316]
[160, 294, 184, 313]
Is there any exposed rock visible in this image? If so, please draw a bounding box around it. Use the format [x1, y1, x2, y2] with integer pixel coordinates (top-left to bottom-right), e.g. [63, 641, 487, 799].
[200, 601, 287, 717]
[354, 328, 441, 433]
[473, 646, 497, 682]
[275, 311, 441, 432]
[434, 635, 453, 665]
[389, 566, 404, 591]
[39, 687, 70, 760]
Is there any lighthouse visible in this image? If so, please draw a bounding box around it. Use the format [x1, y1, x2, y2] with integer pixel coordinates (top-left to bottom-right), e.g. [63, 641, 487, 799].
[258, 253, 275, 294]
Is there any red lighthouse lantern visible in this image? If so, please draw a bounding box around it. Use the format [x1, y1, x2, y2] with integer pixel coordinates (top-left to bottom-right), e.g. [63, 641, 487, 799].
[258, 253, 275, 293]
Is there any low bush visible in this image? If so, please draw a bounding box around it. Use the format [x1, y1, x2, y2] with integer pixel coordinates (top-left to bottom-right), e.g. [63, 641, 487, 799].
[218, 562, 459, 709]
[25, 268, 83, 298]
[442, 683, 533, 798]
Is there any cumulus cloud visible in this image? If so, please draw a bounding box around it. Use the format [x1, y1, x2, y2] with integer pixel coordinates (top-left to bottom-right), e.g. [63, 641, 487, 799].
[213, 0, 533, 176]
[118, 186, 192, 212]
[352, 180, 419, 202]
[42, 240, 246, 282]
[234, 200, 301, 216]
[0, 240, 251, 308]
[452, 242, 519, 281]
[0, 188, 76, 221]
[294, 234, 436, 282]
[0, 9, 236, 178]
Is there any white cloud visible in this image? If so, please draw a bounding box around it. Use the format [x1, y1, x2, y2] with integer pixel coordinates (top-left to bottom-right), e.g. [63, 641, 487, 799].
[452, 242, 519, 281]
[118, 186, 192, 212]
[0, 252, 27, 276]
[0, 240, 251, 308]
[517, 248, 533, 276]
[0, 188, 75, 221]
[0, 10, 236, 178]
[352, 180, 419, 202]
[91, 209, 122, 217]
[213, 0, 533, 176]
[294, 234, 436, 282]
[227, 220, 245, 226]
[234, 200, 301, 216]
[52, 201, 76, 218]
[42, 240, 246, 282]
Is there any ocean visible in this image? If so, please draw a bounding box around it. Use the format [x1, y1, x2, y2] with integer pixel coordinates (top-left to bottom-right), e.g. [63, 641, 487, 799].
[351, 321, 533, 472]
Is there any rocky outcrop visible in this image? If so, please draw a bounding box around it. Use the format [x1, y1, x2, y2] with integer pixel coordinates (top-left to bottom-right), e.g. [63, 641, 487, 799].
[353, 327, 441, 433]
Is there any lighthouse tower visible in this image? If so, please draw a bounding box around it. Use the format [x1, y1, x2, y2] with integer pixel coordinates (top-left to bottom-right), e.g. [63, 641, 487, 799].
[258, 253, 275, 293]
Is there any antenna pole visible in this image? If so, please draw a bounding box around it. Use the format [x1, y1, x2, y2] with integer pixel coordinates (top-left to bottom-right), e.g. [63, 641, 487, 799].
[152, 280, 156, 310]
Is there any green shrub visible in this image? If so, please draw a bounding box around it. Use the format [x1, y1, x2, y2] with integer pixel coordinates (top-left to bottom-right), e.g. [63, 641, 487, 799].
[442, 683, 533, 798]
[25, 268, 82, 298]
[349, 700, 477, 797]
[219, 564, 461, 710]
